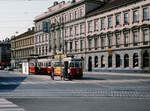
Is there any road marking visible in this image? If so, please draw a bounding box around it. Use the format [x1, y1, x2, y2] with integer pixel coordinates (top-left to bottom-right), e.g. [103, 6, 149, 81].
[0, 98, 25, 111]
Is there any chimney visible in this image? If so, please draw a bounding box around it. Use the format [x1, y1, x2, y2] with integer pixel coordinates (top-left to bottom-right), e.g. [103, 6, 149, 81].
[28, 28, 31, 31]
[54, 1, 59, 6]
[32, 27, 34, 31]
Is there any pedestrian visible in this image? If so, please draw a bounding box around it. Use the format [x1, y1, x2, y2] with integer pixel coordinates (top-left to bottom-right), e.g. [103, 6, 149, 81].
[51, 66, 54, 80]
[63, 65, 67, 80]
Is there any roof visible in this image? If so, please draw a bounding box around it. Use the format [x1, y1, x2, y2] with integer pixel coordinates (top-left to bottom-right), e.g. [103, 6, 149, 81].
[87, 0, 141, 17]
[11, 28, 34, 40]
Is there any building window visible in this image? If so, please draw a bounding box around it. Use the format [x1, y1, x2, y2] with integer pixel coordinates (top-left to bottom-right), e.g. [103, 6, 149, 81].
[39, 47, 41, 55]
[65, 41, 68, 53]
[75, 10, 78, 19]
[116, 33, 120, 48]
[45, 34, 48, 41]
[39, 35, 41, 43]
[108, 34, 112, 48]
[36, 48, 38, 54]
[124, 54, 129, 68]
[64, 14, 67, 22]
[80, 8, 83, 17]
[42, 35, 44, 42]
[101, 55, 105, 68]
[69, 13, 73, 21]
[108, 16, 113, 28]
[101, 36, 105, 49]
[94, 56, 98, 68]
[116, 14, 121, 26]
[143, 8, 149, 20]
[143, 50, 149, 67]
[80, 40, 83, 51]
[42, 46, 44, 55]
[70, 26, 73, 36]
[45, 46, 48, 55]
[88, 21, 92, 32]
[75, 25, 78, 35]
[88, 39, 92, 50]
[133, 31, 138, 46]
[143, 29, 149, 45]
[108, 55, 112, 68]
[70, 41, 72, 52]
[116, 54, 121, 67]
[133, 53, 138, 67]
[124, 32, 129, 47]
[133, 10, 139, 22]
[101, 18, 105, 30]
[75, 41, 78, 52]
[64, 28, 67, 37]
[124, 12, 129, 24]
[80, 23, 85, 34]
[94, 19, 99, 31]
[94, 38, 98, 50]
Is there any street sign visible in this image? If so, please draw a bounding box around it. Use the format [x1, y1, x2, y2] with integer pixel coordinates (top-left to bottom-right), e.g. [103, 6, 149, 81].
[108, 50, 113, 54]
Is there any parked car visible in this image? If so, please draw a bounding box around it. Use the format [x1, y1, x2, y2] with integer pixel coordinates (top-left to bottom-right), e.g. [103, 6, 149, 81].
[4, 66, 13, 71]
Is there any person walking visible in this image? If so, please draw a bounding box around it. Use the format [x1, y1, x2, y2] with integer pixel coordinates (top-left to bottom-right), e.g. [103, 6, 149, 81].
[51, 66, 54, 80]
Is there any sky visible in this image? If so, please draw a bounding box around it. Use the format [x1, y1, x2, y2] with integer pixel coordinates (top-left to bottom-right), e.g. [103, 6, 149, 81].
[0, 0, 67, 40]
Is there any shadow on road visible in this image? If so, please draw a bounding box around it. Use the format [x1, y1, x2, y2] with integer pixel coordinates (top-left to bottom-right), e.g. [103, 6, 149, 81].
[0, 76, 26, 92]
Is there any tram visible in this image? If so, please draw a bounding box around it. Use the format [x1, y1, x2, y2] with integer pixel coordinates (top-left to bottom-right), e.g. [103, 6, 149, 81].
[29, 59, 52, 74]
[52, 57, 83, 79]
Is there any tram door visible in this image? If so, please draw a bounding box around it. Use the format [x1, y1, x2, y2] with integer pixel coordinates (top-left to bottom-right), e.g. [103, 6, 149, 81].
[88, 56, 92, 71]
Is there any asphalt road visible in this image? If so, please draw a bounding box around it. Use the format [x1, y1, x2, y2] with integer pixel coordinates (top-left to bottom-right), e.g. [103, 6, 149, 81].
[0, 70, 150, 111]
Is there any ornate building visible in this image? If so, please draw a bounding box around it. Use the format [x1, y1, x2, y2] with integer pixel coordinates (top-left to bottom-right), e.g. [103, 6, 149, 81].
[11, 28, 34, 69]
[85, 0, 150, 73]
[34, 0, 150, 73]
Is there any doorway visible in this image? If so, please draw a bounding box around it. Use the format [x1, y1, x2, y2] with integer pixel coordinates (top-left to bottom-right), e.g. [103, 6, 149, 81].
[88, 56, 92, 71]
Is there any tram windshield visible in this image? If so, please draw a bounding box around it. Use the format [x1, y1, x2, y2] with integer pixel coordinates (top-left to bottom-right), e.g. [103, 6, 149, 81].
[69, 61, 81, 68]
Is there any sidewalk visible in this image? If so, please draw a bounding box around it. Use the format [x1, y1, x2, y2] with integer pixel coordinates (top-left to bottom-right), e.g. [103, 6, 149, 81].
[84, 71, 150, 77]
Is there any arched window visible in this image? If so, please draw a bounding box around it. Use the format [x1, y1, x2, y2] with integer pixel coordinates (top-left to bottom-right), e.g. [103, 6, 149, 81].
[143, 51, 149, 67]
[101, 55, 105, 68]
[133, 53, 138, 67]
[108, 55, 112, 67]
[124, 54, 129, 68]
[116, 54, 121, 67]
[94, 56, 98, 67]
[88, 56, 92, 71]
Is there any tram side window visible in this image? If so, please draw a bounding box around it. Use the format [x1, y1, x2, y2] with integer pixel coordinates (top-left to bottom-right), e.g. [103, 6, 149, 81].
[46, 63, 48, 67]
[41, 63, 43, 67]
[48, 62, 51, 67]
[38, 63, 40, 67]
[44, 63, 46, 67]
[80, 62, 82, 68]
[54, 62, 63, 67]
[30, 63, 34, 67]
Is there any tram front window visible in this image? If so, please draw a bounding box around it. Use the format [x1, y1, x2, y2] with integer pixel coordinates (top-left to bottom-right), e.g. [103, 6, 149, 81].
[69, 62, 74, 68]
[75, 62, 80, 68]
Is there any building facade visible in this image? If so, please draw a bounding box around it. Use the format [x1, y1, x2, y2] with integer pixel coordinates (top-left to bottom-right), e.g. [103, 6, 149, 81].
[34, 0, 150, 73]
[11, 28, 34, 69]
[85, 0, 150, 73]
[0, 38, 11, 69]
